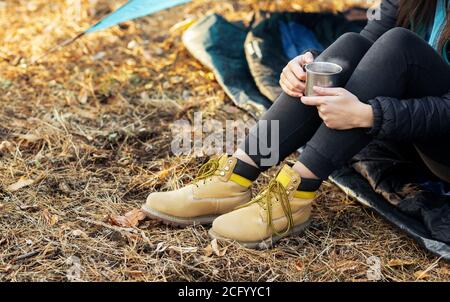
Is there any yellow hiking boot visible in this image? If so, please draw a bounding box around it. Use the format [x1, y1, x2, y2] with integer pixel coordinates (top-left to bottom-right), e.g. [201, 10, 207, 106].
[209, 164, 318, 249]
[142, 155, 255, 226]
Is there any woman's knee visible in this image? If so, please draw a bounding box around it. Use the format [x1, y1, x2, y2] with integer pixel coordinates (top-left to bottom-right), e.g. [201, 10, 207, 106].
[334, 32, 371, 47]
[316, 32, 372, 70]
[375, 27, 422, 48]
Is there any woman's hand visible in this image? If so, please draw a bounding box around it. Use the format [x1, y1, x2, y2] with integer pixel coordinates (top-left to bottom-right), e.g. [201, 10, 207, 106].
[279, 52, 314, 97]
[301, 86, 374, 130]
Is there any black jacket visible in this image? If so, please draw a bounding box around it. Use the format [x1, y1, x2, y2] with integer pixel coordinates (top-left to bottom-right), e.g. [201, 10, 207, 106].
[360, 0, 450, 142]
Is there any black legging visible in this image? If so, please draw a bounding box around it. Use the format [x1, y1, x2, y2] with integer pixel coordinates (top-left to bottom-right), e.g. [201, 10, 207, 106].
[241, 28, 450, 179]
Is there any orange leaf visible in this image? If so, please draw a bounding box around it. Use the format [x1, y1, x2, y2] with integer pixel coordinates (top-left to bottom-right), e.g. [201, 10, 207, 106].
[414, 270, 430, 280]
[108, 214, 130, 227]
[388, 259, 415, 267]
[203, 244, 213, 257]
[295, 260, 304, 271]
[157, 169, 170, 180]
[42, 209, 59, 226]
[124, 209, 146, 227]
[108, 209, 146, 228]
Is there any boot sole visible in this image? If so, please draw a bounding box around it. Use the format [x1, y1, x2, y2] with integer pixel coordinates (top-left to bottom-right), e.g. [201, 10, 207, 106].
[141, 204, 219, 227]
[208, 220, 310, 250]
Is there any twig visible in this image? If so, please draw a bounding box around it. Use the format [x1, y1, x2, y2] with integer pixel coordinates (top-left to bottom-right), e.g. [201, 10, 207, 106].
[15, 250, 39, 261]
[77, 216, 139, 234]
[31, 32, 86, 64]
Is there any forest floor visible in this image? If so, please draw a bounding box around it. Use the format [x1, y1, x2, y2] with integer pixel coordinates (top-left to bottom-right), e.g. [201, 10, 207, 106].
[0, 0, 449, 281]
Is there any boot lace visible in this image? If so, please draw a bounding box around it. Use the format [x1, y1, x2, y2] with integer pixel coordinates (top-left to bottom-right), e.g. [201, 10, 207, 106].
[237, 179, 294, 236]
[192, 157, 220, 186]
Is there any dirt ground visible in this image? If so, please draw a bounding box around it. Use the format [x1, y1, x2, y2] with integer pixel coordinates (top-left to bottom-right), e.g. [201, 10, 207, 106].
[1, 0, 449, 282]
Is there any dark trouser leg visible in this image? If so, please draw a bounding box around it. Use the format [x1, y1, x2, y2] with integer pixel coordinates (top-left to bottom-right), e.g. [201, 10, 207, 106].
[240, 32, 373, 170]
[299, 28, 450, 179]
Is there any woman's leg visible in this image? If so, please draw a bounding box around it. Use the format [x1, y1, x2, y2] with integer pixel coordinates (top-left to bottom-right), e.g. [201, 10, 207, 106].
[142, 32, 373, 227]
[298, 27, 450, 180]
[209, 28, 450, 246]
[237, 32, 373, 171]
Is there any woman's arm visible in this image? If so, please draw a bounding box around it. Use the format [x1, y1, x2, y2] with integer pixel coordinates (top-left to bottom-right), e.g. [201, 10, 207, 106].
[360, 0, 399, 42]
[368, 90, 450, 140]
[300, 87, 450, 139]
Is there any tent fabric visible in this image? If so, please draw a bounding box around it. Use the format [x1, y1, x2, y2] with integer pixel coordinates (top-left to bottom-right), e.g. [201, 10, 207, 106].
[330, 167, 450, 261]
[279, 21, 324, 60]
[244, 12, 366, 101]
[349, 140, 450, 244]
[182, 11, 450, 260]
[183, 14, 272, 118]
[86, 0, 192, 33]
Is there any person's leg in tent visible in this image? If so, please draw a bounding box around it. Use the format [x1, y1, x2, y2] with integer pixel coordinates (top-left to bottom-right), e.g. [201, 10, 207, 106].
[141, 32, 371, 228]
[209, 28, 450, 248]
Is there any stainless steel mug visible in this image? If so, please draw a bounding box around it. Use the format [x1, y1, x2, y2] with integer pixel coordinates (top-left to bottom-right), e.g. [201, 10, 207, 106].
[304, 62, 343, 96]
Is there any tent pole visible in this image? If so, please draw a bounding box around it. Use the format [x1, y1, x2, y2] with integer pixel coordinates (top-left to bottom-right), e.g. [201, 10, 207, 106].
[31, 32, 86, 65]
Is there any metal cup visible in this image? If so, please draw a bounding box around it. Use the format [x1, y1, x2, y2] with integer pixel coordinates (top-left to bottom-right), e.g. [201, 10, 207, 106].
[304, 62, 343, 96]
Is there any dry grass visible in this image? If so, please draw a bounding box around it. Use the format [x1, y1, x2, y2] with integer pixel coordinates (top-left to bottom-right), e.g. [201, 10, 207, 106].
[1, 0, 449, 282]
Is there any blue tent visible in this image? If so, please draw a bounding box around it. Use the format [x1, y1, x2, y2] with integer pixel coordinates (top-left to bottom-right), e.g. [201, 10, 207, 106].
[35, 0, 192, 62]
[85, 0, 192, 33]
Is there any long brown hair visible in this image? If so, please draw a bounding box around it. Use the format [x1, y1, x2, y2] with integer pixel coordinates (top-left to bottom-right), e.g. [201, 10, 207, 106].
[397, 0, 449, 52]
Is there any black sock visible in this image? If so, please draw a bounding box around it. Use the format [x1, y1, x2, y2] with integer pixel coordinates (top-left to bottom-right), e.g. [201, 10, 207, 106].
[297, 178, 322, 192]
[233, 159, 261, 182]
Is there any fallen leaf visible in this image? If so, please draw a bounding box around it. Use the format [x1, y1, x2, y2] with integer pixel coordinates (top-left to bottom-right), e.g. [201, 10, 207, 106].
[72, 229, 88, 238]
[206, 72, 215, 81]
[125, 209, 146, 227]
[126, 270, 144, 278]
[51, 215, 59, 225]
[169, 17, 196, 34]
[203, 244, 213, 257]
[157, 169, 170, 180]
[17, 134, 41, 143]
[0, 141, 14, 153]
[58, 182, 71, 193]
[0, 203, 4, 211]
[72, 107, 97, 120]
[436, 267, 450, 275]
[291, 3, 303, 10]
[42, 209, 59, 226]
[295, 260, 304, 271]
[108, 214, 130, 227]
[78, 89, 88, 104]
[335, 260, 359, 272]
[91, 51, 106, 61]
[7, 177, 35, 192]
[210, 239, 227, 257]
[1, 265, 13, 273]
[108, 208, 146, 228]
[388, 259, 415, 267]
[414, 270, 430, 280]
[170, 76, 183, 84]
